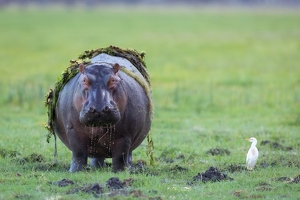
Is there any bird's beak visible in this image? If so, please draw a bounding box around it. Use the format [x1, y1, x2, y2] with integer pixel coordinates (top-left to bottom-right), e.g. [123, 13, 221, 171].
[245, 138, 250, 141]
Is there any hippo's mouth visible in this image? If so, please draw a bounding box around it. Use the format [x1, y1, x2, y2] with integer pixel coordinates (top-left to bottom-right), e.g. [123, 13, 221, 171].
[79, 109, 121, 127]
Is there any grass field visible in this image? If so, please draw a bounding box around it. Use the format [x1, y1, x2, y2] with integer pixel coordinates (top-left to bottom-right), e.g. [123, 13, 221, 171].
[0, 5, 300, 199]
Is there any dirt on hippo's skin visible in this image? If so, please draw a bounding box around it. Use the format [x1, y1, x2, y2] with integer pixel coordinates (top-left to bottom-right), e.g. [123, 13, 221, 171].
[206, 148, 231, 156]
[260, 140, 293, 151]
[189, 167, 234, 185]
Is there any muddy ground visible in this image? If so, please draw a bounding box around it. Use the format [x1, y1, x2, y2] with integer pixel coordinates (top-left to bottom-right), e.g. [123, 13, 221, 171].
[1, 139, 299, 199]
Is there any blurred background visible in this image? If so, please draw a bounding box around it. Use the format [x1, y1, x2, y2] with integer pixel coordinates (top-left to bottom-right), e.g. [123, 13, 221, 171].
[1, 0, 300, 6]
[0, 0, 299, 168]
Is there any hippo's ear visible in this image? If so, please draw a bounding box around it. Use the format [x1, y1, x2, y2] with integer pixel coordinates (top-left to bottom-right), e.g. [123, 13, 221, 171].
[113, 63, 120, 74]
[79, 63, 85, 74]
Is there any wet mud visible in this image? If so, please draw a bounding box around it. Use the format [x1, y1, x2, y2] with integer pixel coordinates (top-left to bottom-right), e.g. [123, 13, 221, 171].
[15, 153, 45, 164]
[206, 148, 231, 156]
[170, 164, 189, 173]
[0, 148, 20, 158]
[130, 160, 147, 174]
[261, 140, 293, 151]
[255, 182, 273, 191]
[277, 175, 300, 184]
[51, 177, 162, 199]
[189, 167, 234, 185]
[52, 178, 74, 187]
[106, 177, 124, 190]
[224, 164, 247, 173]
[2, 143, 298, 199]
[260, 153, 300, 168]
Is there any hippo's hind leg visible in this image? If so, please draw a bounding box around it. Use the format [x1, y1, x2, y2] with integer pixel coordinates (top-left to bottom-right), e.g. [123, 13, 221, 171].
[90, 157, 106, 168]
[128, 151, 132, 165]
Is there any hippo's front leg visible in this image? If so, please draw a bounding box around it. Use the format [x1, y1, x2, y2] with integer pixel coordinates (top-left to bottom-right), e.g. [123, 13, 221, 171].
[69, 152, 87, 172]
[67, 128, 88, 172]
[111, 138, 132, 172]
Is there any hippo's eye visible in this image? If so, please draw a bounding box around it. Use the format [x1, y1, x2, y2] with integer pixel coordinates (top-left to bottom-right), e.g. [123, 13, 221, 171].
[108, 75, 120, 90]
[82, 76, 90, 89]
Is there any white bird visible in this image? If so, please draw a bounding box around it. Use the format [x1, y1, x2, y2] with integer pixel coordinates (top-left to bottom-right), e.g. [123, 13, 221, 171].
[246, 137, 259, 170]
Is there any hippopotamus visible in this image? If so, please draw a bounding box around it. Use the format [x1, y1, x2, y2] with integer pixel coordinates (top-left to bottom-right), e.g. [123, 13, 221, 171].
[53, 53, 152, 172]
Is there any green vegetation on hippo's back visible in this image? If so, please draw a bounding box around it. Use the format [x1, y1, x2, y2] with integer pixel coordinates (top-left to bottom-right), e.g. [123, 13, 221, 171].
[0, 6, 300, 200]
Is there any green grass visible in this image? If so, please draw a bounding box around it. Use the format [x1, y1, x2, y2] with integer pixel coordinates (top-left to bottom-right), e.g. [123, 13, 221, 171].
[0, 5, 300, 199]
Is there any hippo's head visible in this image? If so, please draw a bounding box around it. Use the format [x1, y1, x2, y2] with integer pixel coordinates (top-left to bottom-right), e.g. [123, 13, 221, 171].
[74, 63, 123, 127]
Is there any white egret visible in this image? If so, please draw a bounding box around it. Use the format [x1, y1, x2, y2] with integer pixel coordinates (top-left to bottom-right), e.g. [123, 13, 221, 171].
[246, 137, 259, 170]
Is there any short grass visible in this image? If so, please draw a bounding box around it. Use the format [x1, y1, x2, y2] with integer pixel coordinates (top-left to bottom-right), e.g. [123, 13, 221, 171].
[0, 5, 300, 199]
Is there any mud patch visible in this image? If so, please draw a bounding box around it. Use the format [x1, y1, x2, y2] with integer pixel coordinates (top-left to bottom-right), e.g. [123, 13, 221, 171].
[129, 160, 160, 176]
[232, 190, 265, 199]
[34, 162, 70, 172]
[170, 165, 189, 173]
[0, 150, 70, 172]
[158, 151, 199, 169]
[206, 148, 231, 156]
[13, 194, 32, 199]
[67, 182, 103, 197]
[0, 148, 20, 158]
[260, 154, 300, 168]
[159, 155, 174, 164]
[276, 177, 292, 182]
[289, 175, 300, 183]
[130, 160, 147, 174]
[15, 153, 45, 164]
[255, 182, 273, 191]
[122, 178, 135, 187]
[106, 177, 124, 190]
[277, 175, 300, 184]
[52, 177, 161, 199]
[158, 147, 183, 163]
[232, 190, 244, 197]
[224, 164, 247, 173]
[52, 179, 74, 187]
[261, 140, 293, 151]
[189, 167, 233, 185]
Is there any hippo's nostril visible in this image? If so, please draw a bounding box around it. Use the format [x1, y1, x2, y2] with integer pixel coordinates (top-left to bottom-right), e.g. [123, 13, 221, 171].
[104, 106, 110, 112]
[110, 100, 116, 106]
[89, 106, 95, 113]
